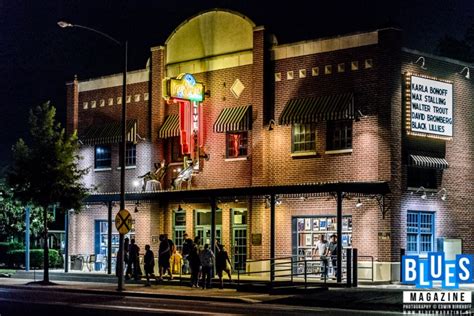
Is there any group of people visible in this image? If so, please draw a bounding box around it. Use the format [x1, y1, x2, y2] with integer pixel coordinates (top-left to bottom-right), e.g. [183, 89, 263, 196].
[118, 233, 232, 289]
[181, 233, 232, 289]
[314, 234, 339, 279]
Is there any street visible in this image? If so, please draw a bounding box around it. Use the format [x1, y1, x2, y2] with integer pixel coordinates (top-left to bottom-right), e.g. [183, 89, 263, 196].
[0, 286, 403, 315]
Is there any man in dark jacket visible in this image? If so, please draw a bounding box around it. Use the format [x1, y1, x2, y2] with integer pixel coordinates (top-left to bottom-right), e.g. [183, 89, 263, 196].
[181, 233, 193, 274]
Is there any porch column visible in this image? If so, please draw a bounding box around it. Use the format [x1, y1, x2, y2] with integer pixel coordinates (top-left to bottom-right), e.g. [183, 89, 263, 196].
[64, 209, 69, 272]
[107, 201, 113, 274]
[270, 194, 276, 282]
[336, 191, 343, 283]
[210, 196, 217, 254]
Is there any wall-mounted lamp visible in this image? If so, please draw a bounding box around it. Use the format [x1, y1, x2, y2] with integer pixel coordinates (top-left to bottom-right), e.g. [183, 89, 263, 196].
[355, 109, 367, 122]
[268, 119, 275, 131]
[299, 195, 308, 201]
[177, 204, 184, 212]
[412, 56, 427, 70]
[355, 198, 363, 208]
[459, 66, 470, 79]
[276, 195, 282, 206]
[413, 186, 428, 200]
[437, 188, 447, 201]
[134, 201, 141, 213]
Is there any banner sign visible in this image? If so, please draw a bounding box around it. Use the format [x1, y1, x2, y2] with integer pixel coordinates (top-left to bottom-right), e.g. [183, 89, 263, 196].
[405, 73, 453, 139]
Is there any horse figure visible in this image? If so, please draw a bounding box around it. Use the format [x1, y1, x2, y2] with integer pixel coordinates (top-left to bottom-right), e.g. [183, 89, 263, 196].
[171, 160, 195, 190]
[138, 160, 168, 191]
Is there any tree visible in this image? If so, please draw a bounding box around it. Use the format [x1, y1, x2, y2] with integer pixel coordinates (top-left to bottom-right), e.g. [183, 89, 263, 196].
[0, 179, 45, 241]
[8, 101, 89, 284]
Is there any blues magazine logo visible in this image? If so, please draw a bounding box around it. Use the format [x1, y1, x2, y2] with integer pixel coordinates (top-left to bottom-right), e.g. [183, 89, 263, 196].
[402, 253, 473, 288]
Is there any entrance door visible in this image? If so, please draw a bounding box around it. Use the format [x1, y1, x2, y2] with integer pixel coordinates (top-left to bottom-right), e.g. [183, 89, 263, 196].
[231, 208, 248, 272]
[195, 226, 221, 246]
[195, 209, 222, 246]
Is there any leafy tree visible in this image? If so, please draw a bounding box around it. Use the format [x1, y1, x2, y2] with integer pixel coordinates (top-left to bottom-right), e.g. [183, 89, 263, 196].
[8, 101, 89, 284]
[0, 180, 46, 241]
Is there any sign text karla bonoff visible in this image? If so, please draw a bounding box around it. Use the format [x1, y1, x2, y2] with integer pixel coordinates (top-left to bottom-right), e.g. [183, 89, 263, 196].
[401, 253, 473, 289]
[409, 75, 453, 138]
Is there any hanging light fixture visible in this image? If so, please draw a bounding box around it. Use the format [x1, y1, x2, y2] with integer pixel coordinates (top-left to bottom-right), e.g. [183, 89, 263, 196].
[355, 198, 363, 208]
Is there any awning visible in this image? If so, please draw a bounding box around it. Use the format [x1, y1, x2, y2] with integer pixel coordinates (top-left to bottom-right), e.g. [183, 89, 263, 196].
[80, 119, 137, 145]
[409, 155, 449, 169]
[213, 105, 252, 133]
[158, 114, 180, 139]
[279, 93, 354, 125]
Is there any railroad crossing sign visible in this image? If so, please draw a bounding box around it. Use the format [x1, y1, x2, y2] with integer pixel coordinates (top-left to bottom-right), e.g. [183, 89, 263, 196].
[115, 209, 132, 234]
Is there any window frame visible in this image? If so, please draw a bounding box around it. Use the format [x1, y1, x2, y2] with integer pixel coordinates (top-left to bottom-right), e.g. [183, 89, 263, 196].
[291, 123, 316, 153]
[94, 145, 112, 169]
[406, 210, 435, 254]
[226, 131, 248, 158]
[326, 120, 353, 151]
[173, 210, 186, 252]
[170, 136, 184, 163]
[125, 143, 136, 167]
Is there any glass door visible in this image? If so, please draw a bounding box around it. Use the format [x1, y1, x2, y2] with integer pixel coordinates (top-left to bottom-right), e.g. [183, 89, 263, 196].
[195, 209, 222, 246]
[231, 208, 247, 272]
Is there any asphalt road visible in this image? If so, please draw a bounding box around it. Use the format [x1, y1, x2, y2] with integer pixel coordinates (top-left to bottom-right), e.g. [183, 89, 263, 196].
[0, 287, 404, 316]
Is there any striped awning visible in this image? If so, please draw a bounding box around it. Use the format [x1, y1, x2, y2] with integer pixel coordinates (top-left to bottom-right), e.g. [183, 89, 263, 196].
[410, 155, 449, 169]
[279, 93, 354, 125]
[213, 105, 252, 133]
[80, 119, 137, 145]
[158, 114, 180, 139]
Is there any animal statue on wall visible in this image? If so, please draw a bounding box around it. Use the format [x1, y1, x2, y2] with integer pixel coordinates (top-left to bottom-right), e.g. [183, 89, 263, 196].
[138, 160, 168, 191]
[171, 160, 196, 190]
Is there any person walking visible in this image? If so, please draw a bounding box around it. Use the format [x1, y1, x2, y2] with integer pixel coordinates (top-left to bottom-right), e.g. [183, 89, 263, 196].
[188, 236, 201, 288]
[129, 238, 140, 280]
[199, 243, 214, 289]
[215, 244, 232, 289]
[120, 237, 130, 279]
[143, 244, 155, 286]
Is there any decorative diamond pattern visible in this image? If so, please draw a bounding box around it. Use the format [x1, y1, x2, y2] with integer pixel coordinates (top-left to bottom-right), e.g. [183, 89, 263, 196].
[230, 79, 245, 99]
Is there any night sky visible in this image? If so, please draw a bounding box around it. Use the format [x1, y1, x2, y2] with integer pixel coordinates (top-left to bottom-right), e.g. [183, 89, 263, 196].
[0, 0, 473, 169]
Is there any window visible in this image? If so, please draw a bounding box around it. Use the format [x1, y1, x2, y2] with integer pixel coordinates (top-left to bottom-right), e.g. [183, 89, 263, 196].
[326, 120, 352, 151]
[95, 145, 111, 169]
[292, 123, 316, 153]
[226, 132, 248, 158]
[407, 211, 434, 254]
[196, 210, 222, 226]
[407, 167, 437, 189]
[125, 143, 136, 166]
[170, 137, 184, 162]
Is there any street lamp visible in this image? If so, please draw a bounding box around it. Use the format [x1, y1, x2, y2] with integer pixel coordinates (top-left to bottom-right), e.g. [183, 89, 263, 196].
[58, 21, 127, 291]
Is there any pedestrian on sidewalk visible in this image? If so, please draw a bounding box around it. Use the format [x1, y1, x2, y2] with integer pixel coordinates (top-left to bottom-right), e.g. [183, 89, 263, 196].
[188, 236, 201, 288]
[181, 233, 193, 274]
[123, 237, 131, 279]
[144, 244, 155, 287]
[326, 234, 339, 279]
[158, 234, 174, 281]
[129, 238, 140, 280]
[216, 243, 232, 289]
[314, 234, 328, 279]
[199, 243, 214, 289]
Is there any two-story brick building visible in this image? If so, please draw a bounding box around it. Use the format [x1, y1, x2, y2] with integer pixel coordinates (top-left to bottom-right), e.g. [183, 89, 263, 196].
[65, 9, 473, 281]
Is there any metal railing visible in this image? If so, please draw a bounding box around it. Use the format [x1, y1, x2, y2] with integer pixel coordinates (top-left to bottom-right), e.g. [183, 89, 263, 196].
[357, 255, 374, 282]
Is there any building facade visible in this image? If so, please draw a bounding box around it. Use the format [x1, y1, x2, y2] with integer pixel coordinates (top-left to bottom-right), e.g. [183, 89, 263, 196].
[65, 9, 473, 281]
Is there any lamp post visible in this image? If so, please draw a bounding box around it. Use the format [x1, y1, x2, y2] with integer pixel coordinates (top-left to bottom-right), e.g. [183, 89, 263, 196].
[58, 21, 127, 291]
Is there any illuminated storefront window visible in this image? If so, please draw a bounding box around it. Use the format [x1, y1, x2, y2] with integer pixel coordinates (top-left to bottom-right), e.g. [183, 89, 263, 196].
[407, 211, 434, 254]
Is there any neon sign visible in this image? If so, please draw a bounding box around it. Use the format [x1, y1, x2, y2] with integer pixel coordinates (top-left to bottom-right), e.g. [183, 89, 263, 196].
[164, 73, 204, 102]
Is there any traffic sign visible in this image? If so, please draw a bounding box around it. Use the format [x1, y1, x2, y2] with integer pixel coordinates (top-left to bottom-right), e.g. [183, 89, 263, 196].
[115, 209, 132, 234]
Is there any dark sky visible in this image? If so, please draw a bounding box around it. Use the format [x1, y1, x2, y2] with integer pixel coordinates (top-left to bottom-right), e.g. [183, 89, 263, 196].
[0, 0, 473, 168]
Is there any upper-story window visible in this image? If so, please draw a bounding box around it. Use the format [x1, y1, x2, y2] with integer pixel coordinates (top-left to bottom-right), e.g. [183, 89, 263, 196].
[170, 137, 184, 163]
[226, 132, 248, 158]
[95, 145, 111, 169]
[407, 167, 437, 189]
[292, 123, 316, 153]
[326, 120, 352, 151]
[125, 143, 136, 167]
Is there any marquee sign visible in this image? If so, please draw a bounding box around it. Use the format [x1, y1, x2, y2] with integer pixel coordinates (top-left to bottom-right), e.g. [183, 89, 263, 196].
[404, 73, 453, 139]
[163, 73, 204, 102]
